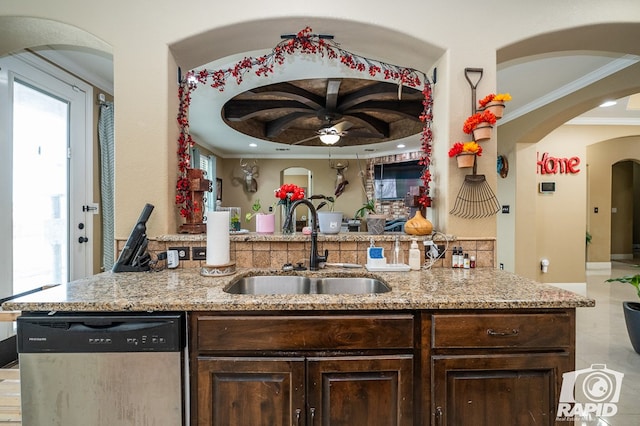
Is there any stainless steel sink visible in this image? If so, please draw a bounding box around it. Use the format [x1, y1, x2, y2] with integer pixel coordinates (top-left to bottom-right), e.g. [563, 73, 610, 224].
[224, 276, 390, 295]
[224, 275, 311, 295]
[315, 277, 390, 294]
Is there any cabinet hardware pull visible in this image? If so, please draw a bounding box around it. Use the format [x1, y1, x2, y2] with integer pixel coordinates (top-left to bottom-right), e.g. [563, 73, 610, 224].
[295, 408, 301, 426]
[435, 406, 443, 426]
[310, 407, 315, 425]
[487, 328, 519, 337]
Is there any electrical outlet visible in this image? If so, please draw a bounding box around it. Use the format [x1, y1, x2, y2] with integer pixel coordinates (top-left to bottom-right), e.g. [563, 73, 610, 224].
[437, 245, 445, 254]
[169, 246, 190, 260]
[192, 247, 207, 260]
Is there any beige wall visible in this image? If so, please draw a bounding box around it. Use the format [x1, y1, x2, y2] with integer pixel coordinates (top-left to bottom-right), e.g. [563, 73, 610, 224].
[507, 127, 640, 283]
[531, 130, 587, 283]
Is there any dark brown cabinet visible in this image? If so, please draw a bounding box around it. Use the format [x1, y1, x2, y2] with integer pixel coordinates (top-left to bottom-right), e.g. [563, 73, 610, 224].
[196, 357, 305, 426]
[190, 309, 576, 426]
[426, 310, 575, 426]
[190, 312, 415, 426]
[307, 355, 414, 426]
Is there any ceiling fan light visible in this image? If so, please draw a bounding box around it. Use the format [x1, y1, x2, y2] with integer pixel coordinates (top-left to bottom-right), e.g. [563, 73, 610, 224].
[319, 133, 340, 145]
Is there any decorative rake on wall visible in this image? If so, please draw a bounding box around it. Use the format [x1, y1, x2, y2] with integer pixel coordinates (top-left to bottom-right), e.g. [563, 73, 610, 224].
[449, 68, 501, 219]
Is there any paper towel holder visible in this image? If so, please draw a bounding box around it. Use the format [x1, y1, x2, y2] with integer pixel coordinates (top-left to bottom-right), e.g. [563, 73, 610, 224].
[201, 261, 236, 277]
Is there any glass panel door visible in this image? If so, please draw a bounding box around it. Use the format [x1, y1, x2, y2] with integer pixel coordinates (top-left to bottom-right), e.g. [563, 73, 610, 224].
[12, 81, 69, 294]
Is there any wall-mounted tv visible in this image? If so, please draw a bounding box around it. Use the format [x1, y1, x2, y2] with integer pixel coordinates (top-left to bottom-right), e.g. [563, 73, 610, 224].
[373, 161, 423, 201]
[112, 203, 154, 272]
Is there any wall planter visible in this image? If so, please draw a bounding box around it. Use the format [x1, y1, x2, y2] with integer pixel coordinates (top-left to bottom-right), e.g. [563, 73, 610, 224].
[318, 212, 343, 234]
[456, 153, 476, 168]
[472, 124, 492, 142]
[483, 101, 505, 119]
[255, 213, 275, 234]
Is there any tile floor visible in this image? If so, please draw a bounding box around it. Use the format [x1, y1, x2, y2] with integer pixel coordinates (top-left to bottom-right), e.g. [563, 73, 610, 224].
[574, 261, 640, 425]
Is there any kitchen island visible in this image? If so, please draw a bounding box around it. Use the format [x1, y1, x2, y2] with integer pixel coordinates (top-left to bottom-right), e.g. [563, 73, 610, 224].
[3, 268, 594, 425]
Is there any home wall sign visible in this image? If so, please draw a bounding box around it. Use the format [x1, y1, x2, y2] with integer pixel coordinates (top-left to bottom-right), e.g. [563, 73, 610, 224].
[536, 151, 581, 175]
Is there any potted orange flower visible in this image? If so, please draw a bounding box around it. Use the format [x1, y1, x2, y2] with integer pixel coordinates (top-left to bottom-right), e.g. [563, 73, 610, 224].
[478, 93, 512, 119]
[448, 141, 483, 168]
[462, 110, 497, 142]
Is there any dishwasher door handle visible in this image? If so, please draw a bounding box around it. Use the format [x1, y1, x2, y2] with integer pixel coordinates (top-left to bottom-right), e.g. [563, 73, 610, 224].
[69, 321, 169, 333]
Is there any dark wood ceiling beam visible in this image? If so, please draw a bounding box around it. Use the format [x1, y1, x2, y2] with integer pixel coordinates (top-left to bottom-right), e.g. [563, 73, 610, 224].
[224, 100, 313, 121]
[345, 100, 423, 121]
[248, 82, 325, 109]
[343, 113, 389, 137]
[338, 82, 421, 110]
[325, 80, 341, 111]
[265, 111, 315, 138]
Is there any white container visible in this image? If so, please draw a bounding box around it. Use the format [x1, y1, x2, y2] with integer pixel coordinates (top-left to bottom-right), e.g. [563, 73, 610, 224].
[409, 238, 421, 270]
[318, 212, 343, 234]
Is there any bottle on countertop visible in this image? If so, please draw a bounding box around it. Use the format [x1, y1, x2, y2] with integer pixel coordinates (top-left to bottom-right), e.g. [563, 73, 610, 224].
[451, 247, 459, 268]
[470, 255, 476, 268]
[409, 238, 421, 270]
[463, 253, 470, 269]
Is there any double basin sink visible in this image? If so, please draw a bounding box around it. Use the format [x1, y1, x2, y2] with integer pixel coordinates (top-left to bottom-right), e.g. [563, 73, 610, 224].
[225, 275, 391, 295]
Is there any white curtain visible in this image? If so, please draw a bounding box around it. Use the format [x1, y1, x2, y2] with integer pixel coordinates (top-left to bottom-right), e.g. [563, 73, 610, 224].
[98, 101, 115, 270]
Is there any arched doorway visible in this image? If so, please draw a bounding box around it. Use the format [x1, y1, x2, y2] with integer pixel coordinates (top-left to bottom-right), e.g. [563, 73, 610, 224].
[611, 160, 640, 263]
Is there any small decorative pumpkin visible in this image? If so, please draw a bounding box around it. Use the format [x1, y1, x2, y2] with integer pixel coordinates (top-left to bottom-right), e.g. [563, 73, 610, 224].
[404, 211, 433, 235]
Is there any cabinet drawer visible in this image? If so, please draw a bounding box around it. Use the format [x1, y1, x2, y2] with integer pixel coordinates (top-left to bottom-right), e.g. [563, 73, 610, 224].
[195, 314, 414, 351]
[432, 312, 573, 349]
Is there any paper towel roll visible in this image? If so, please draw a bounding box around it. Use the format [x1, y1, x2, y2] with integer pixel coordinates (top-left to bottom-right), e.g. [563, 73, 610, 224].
[206, 211, 230, 265]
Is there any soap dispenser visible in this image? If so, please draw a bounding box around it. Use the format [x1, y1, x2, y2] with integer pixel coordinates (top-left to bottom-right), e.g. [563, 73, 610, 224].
[409, 238, 421, 270]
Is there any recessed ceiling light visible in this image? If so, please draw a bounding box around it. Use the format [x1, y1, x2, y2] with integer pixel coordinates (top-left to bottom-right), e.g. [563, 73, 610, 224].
[396, 143, 406, 149]
[599, 100, 617, 107]
[249, 143, 258, 147]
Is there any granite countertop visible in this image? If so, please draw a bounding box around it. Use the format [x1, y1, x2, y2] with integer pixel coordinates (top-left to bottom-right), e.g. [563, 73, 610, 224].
[154, 232, 459, 243]
[1, 267, 595, 312]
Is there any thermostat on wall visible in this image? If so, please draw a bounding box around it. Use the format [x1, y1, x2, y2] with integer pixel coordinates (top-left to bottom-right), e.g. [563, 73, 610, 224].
[539, 181, 556, 193]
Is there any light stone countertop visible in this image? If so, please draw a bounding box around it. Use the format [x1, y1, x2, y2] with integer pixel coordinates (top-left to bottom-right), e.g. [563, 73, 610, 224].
[154, 232, 459, 243]
[2, 267, 595, 312]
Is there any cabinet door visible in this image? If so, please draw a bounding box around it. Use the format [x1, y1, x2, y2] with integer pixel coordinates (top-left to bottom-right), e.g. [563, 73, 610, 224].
[307, 355, 413, 426]
[196, 356, 305, 426]
[432, 353, 571, 426]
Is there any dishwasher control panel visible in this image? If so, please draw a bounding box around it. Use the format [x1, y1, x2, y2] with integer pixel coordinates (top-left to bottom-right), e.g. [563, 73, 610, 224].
[17, 311, 185, 353]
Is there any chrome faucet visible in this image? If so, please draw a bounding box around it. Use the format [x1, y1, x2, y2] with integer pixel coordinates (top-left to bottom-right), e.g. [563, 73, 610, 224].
[283, 199, 328, 271]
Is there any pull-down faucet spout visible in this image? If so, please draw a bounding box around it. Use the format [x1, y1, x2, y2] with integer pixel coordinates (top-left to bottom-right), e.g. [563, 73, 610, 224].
[283, 199, 328, 271]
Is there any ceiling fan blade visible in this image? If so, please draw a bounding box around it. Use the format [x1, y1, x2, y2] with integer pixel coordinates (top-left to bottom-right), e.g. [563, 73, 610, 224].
[291, 134, 320, 145]
[332, 120, 353, 133]
[344, 130, 385, 139]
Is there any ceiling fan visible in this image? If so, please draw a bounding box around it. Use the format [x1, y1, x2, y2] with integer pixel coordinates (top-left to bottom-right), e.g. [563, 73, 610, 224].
[293, 120, 382, 145]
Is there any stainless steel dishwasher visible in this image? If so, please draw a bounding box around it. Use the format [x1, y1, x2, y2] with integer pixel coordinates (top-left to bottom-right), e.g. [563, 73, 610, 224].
[17, 311, 185, 426]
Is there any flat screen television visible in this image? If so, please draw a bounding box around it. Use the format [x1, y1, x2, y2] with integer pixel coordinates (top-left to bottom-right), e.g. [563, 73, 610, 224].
[112, 203, 154, 272]
[373, 161, 423, 201]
